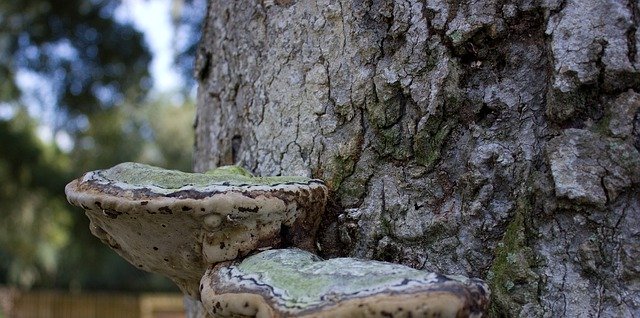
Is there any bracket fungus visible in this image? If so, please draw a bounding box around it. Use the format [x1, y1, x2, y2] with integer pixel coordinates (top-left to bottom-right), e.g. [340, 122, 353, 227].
[201, 249, 490, 318]
[66, 162, 491, 317]
[65, 162, 328, 296]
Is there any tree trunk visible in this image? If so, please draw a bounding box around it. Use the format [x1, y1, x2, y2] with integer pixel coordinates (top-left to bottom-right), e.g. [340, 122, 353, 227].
[194, 0, 640, 316]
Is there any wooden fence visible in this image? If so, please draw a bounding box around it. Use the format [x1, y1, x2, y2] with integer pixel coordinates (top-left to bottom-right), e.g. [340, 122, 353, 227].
[0, 288, 184, 318]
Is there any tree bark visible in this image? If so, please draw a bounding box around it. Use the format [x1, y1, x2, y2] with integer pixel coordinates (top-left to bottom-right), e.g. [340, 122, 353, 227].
[194, 0, 640, 316]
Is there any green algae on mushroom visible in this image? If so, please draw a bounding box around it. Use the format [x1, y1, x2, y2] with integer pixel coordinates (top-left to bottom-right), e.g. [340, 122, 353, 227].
[64, 162, 328, 296]
[201, 248, 491, 317]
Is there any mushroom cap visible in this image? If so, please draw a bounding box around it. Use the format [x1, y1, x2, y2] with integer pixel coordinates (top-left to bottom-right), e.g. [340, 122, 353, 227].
[201, 249, 490, 317]
[65, 162, 327, 296]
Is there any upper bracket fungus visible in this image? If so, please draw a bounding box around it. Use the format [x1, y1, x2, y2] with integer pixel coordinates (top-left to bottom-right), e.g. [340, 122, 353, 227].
[65, 162, 328, 296]
[201, 248, 490, 317]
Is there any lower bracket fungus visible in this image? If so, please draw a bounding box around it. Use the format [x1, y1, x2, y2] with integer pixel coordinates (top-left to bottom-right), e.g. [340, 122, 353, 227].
[65, 162, 328, 296]
[201, 249, 490, 318]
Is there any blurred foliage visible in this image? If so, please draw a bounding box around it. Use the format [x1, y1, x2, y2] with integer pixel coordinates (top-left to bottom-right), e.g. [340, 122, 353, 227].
[138, 97, 195, 171]
[0, 0, 202, 292]
[0, 0, 151, 119]
[0, 111, 72, 287]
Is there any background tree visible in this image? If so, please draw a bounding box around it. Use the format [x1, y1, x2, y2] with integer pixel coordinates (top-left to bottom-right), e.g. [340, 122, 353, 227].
[0, 0, 151, 119]
[194, 0, 640, 316]
[0, 110, 71, 287]
[0, 0, 202, 292]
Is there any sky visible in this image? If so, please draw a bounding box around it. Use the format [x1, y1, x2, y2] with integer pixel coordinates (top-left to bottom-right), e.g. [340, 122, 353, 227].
[117, 0, 183, 93]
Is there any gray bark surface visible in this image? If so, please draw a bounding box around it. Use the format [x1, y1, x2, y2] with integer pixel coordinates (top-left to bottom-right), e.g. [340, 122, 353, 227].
[194, 0, 640, 316]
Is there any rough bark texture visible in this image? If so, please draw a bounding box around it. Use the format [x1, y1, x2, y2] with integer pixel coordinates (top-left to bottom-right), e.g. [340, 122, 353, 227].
[194, 0, 640, 316]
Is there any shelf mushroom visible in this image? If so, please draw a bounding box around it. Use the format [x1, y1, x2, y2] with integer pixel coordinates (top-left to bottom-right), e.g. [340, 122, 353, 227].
[66, 162, 490, 317]
[65, 162, 328, 296]
[201, 248, 490, 317]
